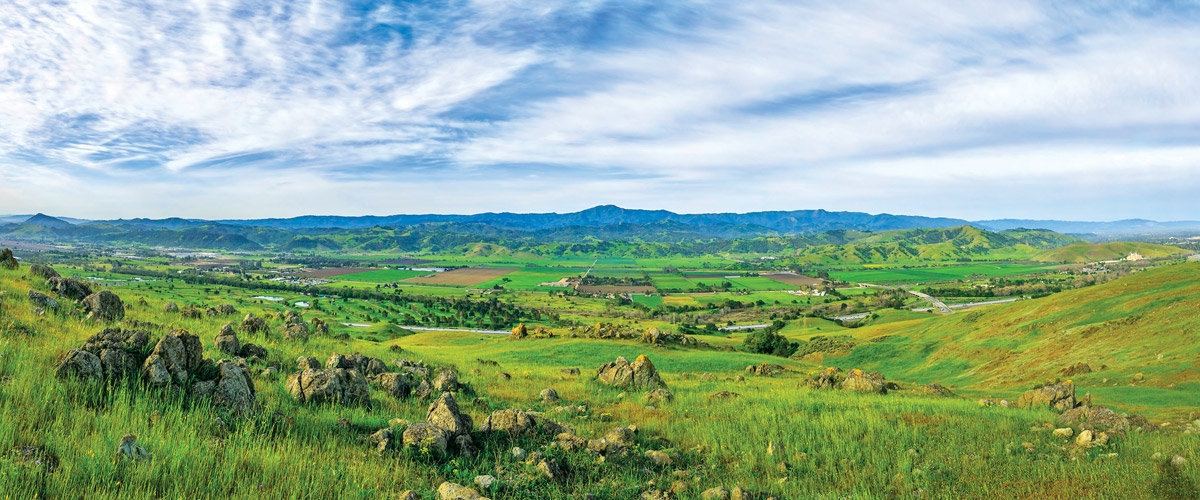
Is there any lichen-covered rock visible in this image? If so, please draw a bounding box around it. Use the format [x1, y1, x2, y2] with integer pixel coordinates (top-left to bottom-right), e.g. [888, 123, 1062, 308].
[214, 325, 240, 356]
[588, 426, 637, 455]
[80, 327, 152, 379]
[194, 360, 257, 414]
[1017, 381, 1076, 412]
[28, 290, 59, 309]
[923, 383, 955, 397]
[82, 290, 125, 322]
[427, 392, 472, 438]
[240, 314, 269, 335]
[283, 323, 309, 342]
[480, 409, 536, 436]
[403, 422, 449, 457]
[841, 368, 887, 394]
[217, 304, 238, 315]
[27, 264, 58, 280]
[437, 481, 488, 500]
[745, 363, 784, 376]
[285, 367, 370, 405]
[375, 372, 412, 399]
[0, 248, 18, 270]
[141, 330, 203, 387]
[239, 343, 267, 359]
[56, 349, 103, 381]
[1058, 405, 1136, 435]
[163, 302, 179, 313]
[47, 277, 92, 301]
[596, 355, 666, 390]
[540, 388, 560, 404]
[646, 388, 674, 405]
[369, 428, 394, 453]
[432, 370, 460, 392]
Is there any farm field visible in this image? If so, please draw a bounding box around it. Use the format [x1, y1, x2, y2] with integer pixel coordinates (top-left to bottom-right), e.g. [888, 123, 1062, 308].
[404, 267, 516, 286]
[293, 267, 373, 279]
[329, 268, 428, 282]
[829, 263, 1060, 284]
[763, 272, 825, 287]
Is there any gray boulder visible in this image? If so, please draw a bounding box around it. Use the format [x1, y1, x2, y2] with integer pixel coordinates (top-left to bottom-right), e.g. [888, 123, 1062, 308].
[1017, 381, 1076, 412]
[214, 325, 240, 356]
[403, 422, 450, 457]
[28, 290, 59, 309]
[596, 355, 666, 390]
[28, 264, 58, 280]
[285, 367, 370, 405]
[193, 360, 257, 414]
[47, 277, 92, 301]
[82, 290, 125, 322]
[142, 330, 203, 387]
[56, 349, 103, 381]
[427, 392, 473, 438]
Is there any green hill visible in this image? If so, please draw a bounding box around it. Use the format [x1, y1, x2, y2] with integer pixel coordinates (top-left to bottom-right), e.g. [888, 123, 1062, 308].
[830, 262, 1200, 418]
[1032, 241, 1190, 263]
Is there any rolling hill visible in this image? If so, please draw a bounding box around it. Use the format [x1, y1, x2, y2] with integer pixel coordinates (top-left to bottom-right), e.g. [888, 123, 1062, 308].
[1032, 242, 1192, 263]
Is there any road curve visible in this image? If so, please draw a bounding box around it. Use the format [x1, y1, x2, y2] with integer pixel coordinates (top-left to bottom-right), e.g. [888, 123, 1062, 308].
[907, 290, 953, 314]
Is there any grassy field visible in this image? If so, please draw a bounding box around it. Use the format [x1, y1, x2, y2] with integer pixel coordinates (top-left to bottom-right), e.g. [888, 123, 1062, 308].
[829, 263, 1060, 284]
[330, 269, 429, 282]
[2, 255, 1198, 499]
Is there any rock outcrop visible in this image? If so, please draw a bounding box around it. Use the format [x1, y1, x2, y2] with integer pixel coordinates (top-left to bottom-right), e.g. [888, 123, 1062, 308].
[214, 325, 241, 356]
[192, 360, 258, 414]
[56, 328, 152, 381]
[285, 365, 371, 405]
[841, 368, 887, 394]
[0, 248, 17, 270]
[47, 277, 92, 301]
[1016, 381, 1076, 412]
[28, 264, 58, 280]
[427, 392, 473, 438]
[28, 290, 59, 310]
[240, 314, 269, 335]
[82, 290, 125, 321]
[142, 330, 204, 387]
[596, 355, 667, 390]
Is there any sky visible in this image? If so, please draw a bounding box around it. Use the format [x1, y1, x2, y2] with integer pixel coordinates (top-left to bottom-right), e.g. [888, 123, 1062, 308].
[2, 0, 1200, 221]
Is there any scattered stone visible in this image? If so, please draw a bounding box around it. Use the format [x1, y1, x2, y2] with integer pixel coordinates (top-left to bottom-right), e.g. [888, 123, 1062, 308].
[596, 355, 667, 390]
[561, 367, 581, 375]
[646, 388, 674, 405]
[541, 388, 560, 404]
[474, 475, 496, 490]
[923, 383, 955, 397]
[240, 314, 269, 335]
[432, 370, 460, 392]
[767, 441, 783, 456]
[587, 426, 637, 456]
[0, 248, 17, 270]
[218, 304, 238, 315]
[239, 343, 268, 359]
[1061, 362, 1093, 376]
[512, 446, 526, 459]
[56, 349, 103, 381]
[1133, 373, 1144, 382]
[437, 481, 489, 500]
[1058, 405, 1138, 435]
[57, 327, 152, 381]
[297, 356, 321, 370]
[403, 422, 449, 457]
[642, 489, 675, 500]
[192, 360, 257, 414]
[397, 491, 418, 500]
[1075, 429, 1094, 447]
[163, 302, 179, 313]
[809, 367, 842, 390]
[27, 290, 58, 310]
[116, 434, 150, 461]
[375, 372, 412, 399]
[841, 368, 887, 394]
[1016, 381, 1076, 412]
[480, 409, 536, 436]
[745, 363, 784, 376]
[142, 330, 204, 387]
[47, 277, 92, 301]
[82, 290, 125, 321]
[701, 487, 732, 500]
[427, 392, 473, 438]
[1053, 428, 1074, 438]
[27, 264, 58, 280]
[214, 325, 240, 356]
[537, 458, 563, 482]
[285, 364, 371, 405]
[369, 428, 394, 453]
[645, 449, 673, 466]
[708, 391, 740, 400]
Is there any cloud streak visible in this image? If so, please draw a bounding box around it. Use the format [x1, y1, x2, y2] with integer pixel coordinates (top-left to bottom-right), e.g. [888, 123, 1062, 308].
[1, 0, 1199, 220]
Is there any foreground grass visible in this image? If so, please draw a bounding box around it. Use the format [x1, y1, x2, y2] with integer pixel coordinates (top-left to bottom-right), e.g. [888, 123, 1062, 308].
[1, 266, 1197, 499]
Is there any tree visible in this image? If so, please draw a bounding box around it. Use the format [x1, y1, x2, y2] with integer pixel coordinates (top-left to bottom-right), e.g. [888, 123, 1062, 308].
[741, 321, 797, 357]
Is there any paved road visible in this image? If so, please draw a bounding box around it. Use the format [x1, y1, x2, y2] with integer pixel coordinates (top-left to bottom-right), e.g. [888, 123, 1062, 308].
[349, 324, 513, 335]
[907, 290, 953, 314]
[831, 312, 871, 322]
[718, 323, 770, 331]
[913, 297, 1019, 312]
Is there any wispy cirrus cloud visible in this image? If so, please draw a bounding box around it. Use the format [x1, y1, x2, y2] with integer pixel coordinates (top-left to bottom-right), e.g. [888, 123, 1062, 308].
[1, 0, 1199, 220]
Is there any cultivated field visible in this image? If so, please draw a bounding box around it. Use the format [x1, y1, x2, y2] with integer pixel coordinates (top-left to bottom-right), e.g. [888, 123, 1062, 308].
[294, 267, 377, 279]
[763, 272, 825, 287]
[405, 267, 517, 286]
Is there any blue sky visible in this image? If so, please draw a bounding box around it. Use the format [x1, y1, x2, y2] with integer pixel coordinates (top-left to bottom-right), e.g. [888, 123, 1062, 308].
[2, 0, 1200, 220]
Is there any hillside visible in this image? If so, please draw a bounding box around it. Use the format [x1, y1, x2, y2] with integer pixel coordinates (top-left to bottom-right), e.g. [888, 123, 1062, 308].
[1032, 241, 1191, 263]
[831, 262, 1200, 417]
[788, 226, 1080, 265]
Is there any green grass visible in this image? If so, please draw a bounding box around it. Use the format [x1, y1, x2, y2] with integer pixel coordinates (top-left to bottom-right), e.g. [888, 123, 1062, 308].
[829, 263, 1059, 284]
[330, 269, 429, 282]
[631, 294, 663, 308]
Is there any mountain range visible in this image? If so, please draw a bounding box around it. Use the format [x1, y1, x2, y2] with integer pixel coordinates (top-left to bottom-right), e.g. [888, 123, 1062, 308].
[3, 206, 1200, 238]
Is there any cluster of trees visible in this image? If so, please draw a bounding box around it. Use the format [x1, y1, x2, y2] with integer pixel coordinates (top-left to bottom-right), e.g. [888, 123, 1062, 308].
[741, 320, 798, 357]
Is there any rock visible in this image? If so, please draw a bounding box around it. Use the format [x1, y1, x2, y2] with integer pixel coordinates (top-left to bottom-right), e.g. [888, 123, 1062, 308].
[512, 446, 527, 459]
[79, 327, 152, 379]
[923, 383, 955, 397]
[397, 359, 431, 379]
[239, 343, 268, 359]
[474, 475, 496, 490]
[1016, 381, 1076, 412]
[841, 368, 887, 394]
[427, 392, 472, 437]
[163, 302, 179, 313]
[642, 490, 675, 500]
[116, 434, 150, 461]
[218, 304, 237, 315]
[142, 330, 203, 387]
[27, 290, 59, 309]
[199, 360, 257, 414]
[481, 409, 535, 436]
[47, 277, 92, 301]
[285, 367, 370, 405]
[27, 264, 58, 280]
[432, 370, 460, 392]
[0, 248, 17, 270]
[537, 458, 563, 482]
[1058, 405, 1133, 435]
[1061, 362, 1093, 376]
[56, 349, 103, 381]
[540, 388, 560, 404]
[375, 372, 412, 399]
[729, 486, 752, 500]
[646, 449, 673, 465]
[369, 428, 394, 453]
[1053, 428, 1074, 438]
[509, 323, 528, 340]
[745, 363, 784, 376]
[646, 388, 674, 405]
[284, 323, 309, 342]
[454, 434, 478, 458]
[701, 487, 732, 500]
[596, 355, 667, 390]
[413, 379, 434, 399]
[214, 327, 240, 357]
[403, 422, 449, 457]
[642, 327, 665, 345]
[397, 491, 418, 500]
[1075, 429, 1094, 447]
[561, 367, 581, 375]
[297, 356, 321, 370]
[588, 426, 637, 455]
[260, 367, 279, 378]
[438, 481, 489, 500]
[240, 314, 269, 335]
[82, 290, 125, 322]
[767, 441, 783, 456]
[708, 391, 740, 400]
[1132, 373, 1144, 382]
[809, 367, 842, 389]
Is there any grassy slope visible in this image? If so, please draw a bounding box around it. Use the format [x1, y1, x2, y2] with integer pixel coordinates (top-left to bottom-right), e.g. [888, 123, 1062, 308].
[828, 262, 1200, 418]
[1032, 242, 1190, 263]
[1, 265, 1198, 499]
